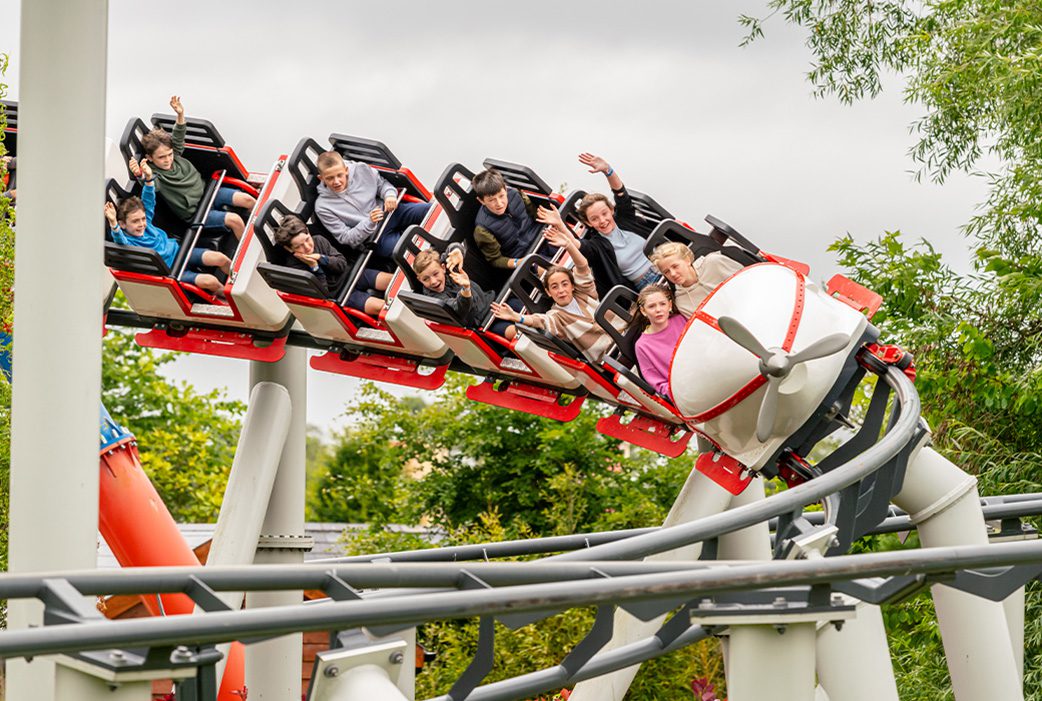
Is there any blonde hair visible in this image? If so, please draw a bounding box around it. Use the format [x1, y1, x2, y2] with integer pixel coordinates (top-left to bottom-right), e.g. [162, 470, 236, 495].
[316, 150, 346, 173]
[412, 249, 442, 275]
[649, 241, 694, 265]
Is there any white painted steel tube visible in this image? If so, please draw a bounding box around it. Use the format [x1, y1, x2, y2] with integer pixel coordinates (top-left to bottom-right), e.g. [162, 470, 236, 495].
[727, 623, 817, 701]
[893, 446, 1023, 701]
[8, 1, 108, 699]
[569, 471, 765, 701]
[205, 381, 291, 686]
[1004, 588, 1025, 683]
[815, 601, 898, 701]
[245, 350, 307, 701]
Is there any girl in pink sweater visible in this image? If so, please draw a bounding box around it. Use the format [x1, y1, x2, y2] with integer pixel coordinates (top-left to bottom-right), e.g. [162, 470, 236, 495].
[632, 284, 687, 399]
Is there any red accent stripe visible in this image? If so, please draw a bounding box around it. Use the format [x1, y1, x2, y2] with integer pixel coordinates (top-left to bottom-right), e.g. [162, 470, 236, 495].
[232, 155, 287, 272]
[686, 375, 767, 423]
[216, 175, 260, 198]
[782, 271, 806, 352]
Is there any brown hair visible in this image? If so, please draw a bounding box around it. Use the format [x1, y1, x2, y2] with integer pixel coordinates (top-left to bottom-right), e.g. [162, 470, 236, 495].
[649, 241, 694, 265]
[140, 128, 173, 157]
[274, 214, 308, 248]
[628, 283, 679, 333]
[472, 169, 507, 199]
[116, 196, 145, 223]
[412, 249, 442, 276]
[541, 265, 575, 291]
[576, 192, 613, 225]
[316, 151, 345, 173]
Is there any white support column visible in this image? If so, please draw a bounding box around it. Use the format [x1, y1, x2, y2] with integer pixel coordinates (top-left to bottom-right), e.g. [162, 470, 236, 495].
[204, 380, 292, 690]
[8, 1, 108, 699]
[245, 348, 308, 701]
[894, 446, 1023, 701]
[727, 623, 817, 701]
[569, 471, 769, 701]
[815, 601, 899, 701]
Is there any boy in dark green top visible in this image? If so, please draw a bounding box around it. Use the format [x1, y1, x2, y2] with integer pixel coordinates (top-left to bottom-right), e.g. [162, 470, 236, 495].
[140, 95, 256, 239]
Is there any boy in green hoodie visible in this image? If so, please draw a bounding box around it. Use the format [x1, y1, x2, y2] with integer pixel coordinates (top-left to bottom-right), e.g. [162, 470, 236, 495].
[140, 95, 256, 239]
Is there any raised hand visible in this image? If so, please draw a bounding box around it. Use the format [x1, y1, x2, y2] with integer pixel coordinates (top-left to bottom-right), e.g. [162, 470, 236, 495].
[448, 268, 470, 289]
[139, 159, 153, 181]
[542, 224, 575, 250]
[490, 301, 520, 321]
[536, 204, 565, 229]
[578, 152, 610, 174]
[104, 201, 118, 227]
[169, 95, 185, 118]
[128, 157, 142, 179]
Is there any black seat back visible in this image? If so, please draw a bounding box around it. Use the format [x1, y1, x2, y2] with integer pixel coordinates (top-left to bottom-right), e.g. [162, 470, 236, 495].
[507, 254, 557, 315]
[150, 113, 249, 181]
[104, 242, 171, 277]
[594, 285, 642, 367]
[644, 219, 761, 267]
[397, 290, 470, 328]
[392, 224, 450, 294]
[329, 133, 429, 203]
[704, 214, 763, 257]
[432, 162, 504, 293]
[1, 99, 17, 156]
[287, 136, 325, 221]
[256, 263, 330, 300]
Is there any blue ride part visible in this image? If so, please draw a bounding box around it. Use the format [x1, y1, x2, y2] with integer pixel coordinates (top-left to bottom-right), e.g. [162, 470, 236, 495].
[99, 403, 134, 452]
[0, 332, 10, 381]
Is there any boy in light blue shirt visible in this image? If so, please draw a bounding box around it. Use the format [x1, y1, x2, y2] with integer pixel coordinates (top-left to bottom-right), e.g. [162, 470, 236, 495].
[104, 159, 231, 296]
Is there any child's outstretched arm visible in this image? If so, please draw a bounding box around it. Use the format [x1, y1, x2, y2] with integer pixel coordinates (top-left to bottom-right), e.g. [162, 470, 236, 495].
[578, 153, 624, 191]
[541, 211, 591, 275]
[170, 95, 186, 125]
[105, 201, 129, 245]
[491, 300, 546, 331]
[129, 158, 158, 221]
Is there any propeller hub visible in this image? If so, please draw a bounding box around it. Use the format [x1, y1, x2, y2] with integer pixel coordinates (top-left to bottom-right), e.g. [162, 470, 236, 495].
[762, 353, 789, 378]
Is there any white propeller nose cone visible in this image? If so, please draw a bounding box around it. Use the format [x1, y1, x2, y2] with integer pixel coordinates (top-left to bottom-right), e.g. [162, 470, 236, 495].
[668, 263, 869, 470]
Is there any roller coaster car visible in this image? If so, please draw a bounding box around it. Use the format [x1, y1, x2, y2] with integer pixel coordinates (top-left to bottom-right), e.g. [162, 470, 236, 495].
[502, 254, 699, 456]
[404, 160, 612, 418]
[394, 226, 588, 419]
[105, 115, 292, 361]
[1, 99, 16, 193]
[256, 135, 450, 389]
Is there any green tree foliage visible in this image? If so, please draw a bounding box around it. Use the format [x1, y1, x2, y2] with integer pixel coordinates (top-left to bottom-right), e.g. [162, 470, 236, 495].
[1, 54, 14, 578]
[831, 232, 1042, 699]
[739, 10, 1042, 695]
[743, 1, 1042, 304]
[101, 329, 243, 522]
[309, 375, 691, 535]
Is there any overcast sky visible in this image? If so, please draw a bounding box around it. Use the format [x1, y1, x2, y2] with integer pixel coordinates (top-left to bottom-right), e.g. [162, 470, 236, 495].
[1, 1, 990, 434]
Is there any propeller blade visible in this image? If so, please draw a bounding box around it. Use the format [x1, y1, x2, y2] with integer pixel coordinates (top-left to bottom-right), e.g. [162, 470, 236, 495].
[756, 376, 782, 442]
[717, 315, 770, 361]
[788, 333, 850, 365]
